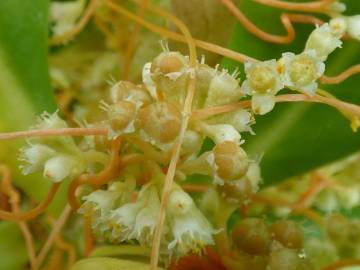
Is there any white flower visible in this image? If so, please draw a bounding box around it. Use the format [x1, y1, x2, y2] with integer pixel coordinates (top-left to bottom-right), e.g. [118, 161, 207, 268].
[35, 111, 68, 130]
[167, 189, 217, 256]
[305, 23, 343, 61]
[109, 184, 160, 245]
[281, 50, 325, 95]
[49, 0, 85, 37]
[204, 70, 243, 107]
[199, 123, 241, 145]
[19, 144, 55, 175]
[43, 154, 81, 182]
[242, 60, 283, 115]
[346, 15, 360, 41]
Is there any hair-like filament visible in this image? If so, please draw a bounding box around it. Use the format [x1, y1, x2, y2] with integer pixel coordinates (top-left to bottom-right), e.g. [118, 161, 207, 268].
[103, 0, 255, 63]
[123, 0, 149, 80]
[220, 0, 326, 44]
[191, 93, 360, 124]
[321, 64, 360, 84]
[0, 165, 36, 269]
[34, 205, 72, 270]
[252, 0, 337, 14]
[0, 127, 108, 141]
[0, 183, 61, 221]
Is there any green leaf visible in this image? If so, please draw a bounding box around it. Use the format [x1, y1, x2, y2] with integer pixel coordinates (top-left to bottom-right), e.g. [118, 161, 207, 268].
[223, 1, 360, 185]
[0, 0, 61, 210]
[70, 257, 164, 270]
[0, 222, 28, 270]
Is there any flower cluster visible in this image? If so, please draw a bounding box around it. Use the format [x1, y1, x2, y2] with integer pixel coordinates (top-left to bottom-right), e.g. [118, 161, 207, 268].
[19, 112, 88, 182]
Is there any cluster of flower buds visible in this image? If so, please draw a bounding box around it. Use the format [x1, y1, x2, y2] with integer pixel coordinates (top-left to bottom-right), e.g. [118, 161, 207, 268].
[19, 112, 89, 182]
[242, 19, 348, 115]
[230, 218, 312, 270]
[80, 177, 217, 257]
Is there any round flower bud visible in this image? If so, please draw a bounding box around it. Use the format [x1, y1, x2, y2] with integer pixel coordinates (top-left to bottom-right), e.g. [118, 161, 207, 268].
[110, 81, 151, 106]
[347, 15, 360, 41]
[137, 101, 182, 144]
[108, 100, 136, 132]
[151, 51, 188, 74]
[232, 218, 271, 255]
[167, 189, 194, 216]
[270, 220, 304, 249]
[213, 141, 249, 181]
[43, 155, 77, 182]
[305, 23, 343, 61]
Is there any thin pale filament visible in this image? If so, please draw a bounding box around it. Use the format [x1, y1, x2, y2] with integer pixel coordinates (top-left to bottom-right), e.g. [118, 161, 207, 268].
[84, 216, 95, 257]
[49, 0, 98, 45]
[34, 205, 72, 270]
[143, 1, 198, 268]
[103, 0, 255, 63]
[0, 127, 108, 141]
[191, 94, 360, 120]
[252, 0, 337, 13]
[221, 0, 296, 44]
[321, 64, 360, 84]
[0, 165, 36, 269]
[123, 0, 149, 80]
[54, 236, 77, 268]
[0, 183, 61, 221]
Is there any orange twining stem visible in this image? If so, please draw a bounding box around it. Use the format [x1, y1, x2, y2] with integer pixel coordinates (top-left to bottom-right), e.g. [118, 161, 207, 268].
[0, 127, 108, 141]
[103, 0, 255, 63]
[221, 0, 295, 44]
[54, 236, 77, 268]
[49, 0, 98, 45]
[84, 216, 95, 257]
[253, 0, 337, 13]
[0, 183, 61, 221]
[321, 64, 360, 84]
[321, 259, 360, 270]
[296, 172, 330, 207]
[68, 137, 123, 210]
[0, 165, 37, 269]
[221, 0, 324, 44]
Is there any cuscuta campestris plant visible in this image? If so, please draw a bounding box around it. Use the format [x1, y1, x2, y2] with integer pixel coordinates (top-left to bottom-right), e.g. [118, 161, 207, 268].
[1, 0, 360, 270]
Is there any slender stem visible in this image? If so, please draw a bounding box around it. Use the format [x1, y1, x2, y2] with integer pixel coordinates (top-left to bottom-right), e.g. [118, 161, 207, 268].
[252, 0, 336, 13]
[0, 127, 108, 141]
[191, 94, 360, 120]
[0, 183, 61, 221]
[34, 205, 72, 270]
[103, 0, 255, 63]
[321, 64, 360, 84]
